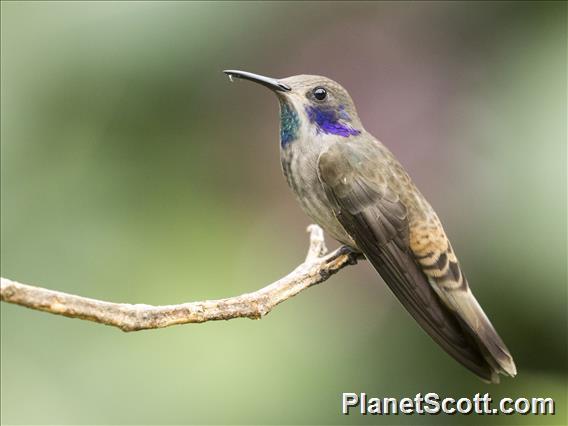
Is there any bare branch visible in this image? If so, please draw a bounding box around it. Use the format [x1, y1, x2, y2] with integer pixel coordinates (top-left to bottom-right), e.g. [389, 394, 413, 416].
[0, 225, 362, 332]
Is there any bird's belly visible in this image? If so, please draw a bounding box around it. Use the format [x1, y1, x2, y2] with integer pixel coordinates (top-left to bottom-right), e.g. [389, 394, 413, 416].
[298, 182, 352, 245]
[281, 149, 356, 248]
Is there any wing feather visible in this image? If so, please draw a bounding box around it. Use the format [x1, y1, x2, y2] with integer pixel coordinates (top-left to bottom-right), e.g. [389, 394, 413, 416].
[317, 141, 515, 382]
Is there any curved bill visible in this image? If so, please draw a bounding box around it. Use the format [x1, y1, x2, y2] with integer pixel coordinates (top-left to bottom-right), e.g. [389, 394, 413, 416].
[223, 70, 291, 92]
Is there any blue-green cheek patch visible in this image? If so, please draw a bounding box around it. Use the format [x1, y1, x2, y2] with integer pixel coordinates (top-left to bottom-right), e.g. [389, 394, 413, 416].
[279, 101, 300, 147]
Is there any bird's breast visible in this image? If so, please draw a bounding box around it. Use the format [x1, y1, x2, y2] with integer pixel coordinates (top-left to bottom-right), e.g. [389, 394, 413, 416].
[280, 141, 356, 247]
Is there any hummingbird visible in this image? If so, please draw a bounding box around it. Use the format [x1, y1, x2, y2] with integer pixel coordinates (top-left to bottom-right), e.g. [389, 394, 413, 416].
[223, 70, 516, 383]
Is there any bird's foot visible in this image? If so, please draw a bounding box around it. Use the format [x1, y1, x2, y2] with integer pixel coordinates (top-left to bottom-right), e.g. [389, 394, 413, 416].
[339, 246, 365, 265]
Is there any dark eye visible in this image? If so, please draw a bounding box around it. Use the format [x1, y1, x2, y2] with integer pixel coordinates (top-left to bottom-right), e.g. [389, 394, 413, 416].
[313, 87, 327, 101]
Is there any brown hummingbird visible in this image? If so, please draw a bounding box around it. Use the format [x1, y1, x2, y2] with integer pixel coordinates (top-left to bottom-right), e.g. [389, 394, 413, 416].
[224, 70, 517, 383]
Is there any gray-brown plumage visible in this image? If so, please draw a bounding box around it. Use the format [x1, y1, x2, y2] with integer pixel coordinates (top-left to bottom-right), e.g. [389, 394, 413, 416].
[224, 70, 517, 383]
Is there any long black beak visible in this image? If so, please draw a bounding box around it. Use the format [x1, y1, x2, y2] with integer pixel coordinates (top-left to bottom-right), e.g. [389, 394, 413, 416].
[223, 70, 291, 92]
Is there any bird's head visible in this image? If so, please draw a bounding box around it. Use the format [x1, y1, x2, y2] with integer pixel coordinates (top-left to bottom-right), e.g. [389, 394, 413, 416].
[224, 70, 363, 147]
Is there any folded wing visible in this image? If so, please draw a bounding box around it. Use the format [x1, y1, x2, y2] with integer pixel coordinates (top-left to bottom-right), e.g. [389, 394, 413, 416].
[317, 141, 515, 382]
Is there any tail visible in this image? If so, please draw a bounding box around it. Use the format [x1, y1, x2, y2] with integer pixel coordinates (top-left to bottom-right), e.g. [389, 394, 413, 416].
[431, 278, 517, 383]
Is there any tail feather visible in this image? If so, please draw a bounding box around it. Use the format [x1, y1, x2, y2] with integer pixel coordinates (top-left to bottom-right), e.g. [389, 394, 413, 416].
[432, 279, 517, 380]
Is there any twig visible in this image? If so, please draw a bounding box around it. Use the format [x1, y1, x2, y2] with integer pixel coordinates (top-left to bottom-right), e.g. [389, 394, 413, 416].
[0, 225, 362, 332]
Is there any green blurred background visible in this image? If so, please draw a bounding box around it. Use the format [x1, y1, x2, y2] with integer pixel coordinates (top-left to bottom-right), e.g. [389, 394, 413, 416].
[1, 1, 566, 425]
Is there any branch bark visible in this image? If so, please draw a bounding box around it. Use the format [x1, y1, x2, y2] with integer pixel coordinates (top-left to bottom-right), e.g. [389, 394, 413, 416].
[0, 225, 362, 332]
